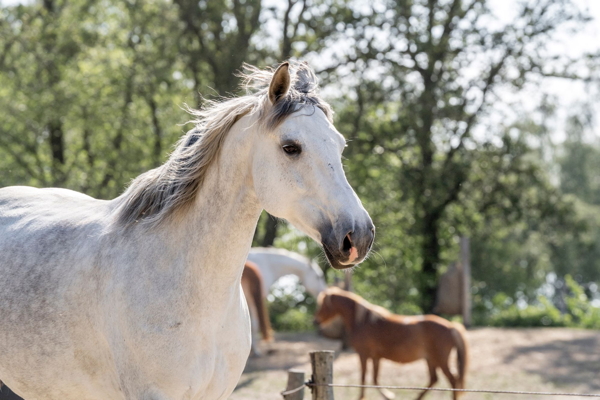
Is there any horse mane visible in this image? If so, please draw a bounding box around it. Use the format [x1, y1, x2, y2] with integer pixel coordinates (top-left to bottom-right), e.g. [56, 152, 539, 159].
[324, 287, 390, 326]
[115, 61, 333, 227]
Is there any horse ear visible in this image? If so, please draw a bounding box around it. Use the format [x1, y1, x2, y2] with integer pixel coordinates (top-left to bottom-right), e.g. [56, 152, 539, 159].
[268, 62, 291, 104]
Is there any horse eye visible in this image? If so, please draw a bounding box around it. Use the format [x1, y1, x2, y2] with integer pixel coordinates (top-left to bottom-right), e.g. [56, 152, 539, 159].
[282, 144, 301, 156]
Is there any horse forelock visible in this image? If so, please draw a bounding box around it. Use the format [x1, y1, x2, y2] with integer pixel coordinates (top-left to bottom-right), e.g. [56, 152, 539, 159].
[115, 61, 331, 228]
[239, 61, 333, 130]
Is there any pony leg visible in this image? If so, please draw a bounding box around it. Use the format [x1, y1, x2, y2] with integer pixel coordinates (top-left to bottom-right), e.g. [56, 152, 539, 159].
[439, 364, 458, 400]
[415, 361, 438, 400]
[358, 354, 368, 400]
[372, 358, 395, 400]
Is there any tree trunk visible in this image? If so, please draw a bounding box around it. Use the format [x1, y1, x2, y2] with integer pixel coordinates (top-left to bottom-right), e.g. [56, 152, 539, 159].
[261, 214, 278, 247]
[420, 214, 440, 313]
[48, 119, 65, 186]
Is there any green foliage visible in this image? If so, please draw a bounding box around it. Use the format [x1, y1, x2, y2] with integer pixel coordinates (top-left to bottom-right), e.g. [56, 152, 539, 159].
[0, 0, 190, 198]
[563, 275, 600, 329]
[484, 296, 569, 328]
[481, 276, 600, 329]
[1, 0, 599, 328]
[270, 308, 314, 332]
[268, 284, 317, 332]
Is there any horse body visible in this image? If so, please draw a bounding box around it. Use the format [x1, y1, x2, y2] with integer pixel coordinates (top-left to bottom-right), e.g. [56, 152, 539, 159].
[352, 315, 455, 364]
[247, 247, 327, 298]
[315, 288, 468, 400]
[0, 152, 257, 399]
[0, 62, 374, 400]
[0, 187, 124, 399]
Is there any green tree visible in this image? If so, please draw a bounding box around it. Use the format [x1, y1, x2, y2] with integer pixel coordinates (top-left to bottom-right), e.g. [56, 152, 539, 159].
[173, 0, 262, 100]
[323, 0, 594, 311]
[0, 0, 190, 197]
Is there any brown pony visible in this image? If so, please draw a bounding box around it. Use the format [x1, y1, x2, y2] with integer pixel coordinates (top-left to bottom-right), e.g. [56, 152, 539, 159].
[242, 261, 272, 355]
[315, 287, 468, 400]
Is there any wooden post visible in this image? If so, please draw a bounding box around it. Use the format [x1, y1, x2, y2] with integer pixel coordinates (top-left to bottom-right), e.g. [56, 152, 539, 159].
[283, 369, 305, 400]
[310, 350, 334, 400]
[460, 236, 471, 328]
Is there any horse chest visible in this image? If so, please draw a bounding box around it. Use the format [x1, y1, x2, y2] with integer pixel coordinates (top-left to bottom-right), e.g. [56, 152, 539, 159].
[180, 310, 251, 400]
[108, 287, 252, 400]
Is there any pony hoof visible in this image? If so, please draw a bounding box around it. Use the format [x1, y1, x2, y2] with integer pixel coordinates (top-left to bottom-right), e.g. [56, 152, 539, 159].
[380, 388, 395, 399]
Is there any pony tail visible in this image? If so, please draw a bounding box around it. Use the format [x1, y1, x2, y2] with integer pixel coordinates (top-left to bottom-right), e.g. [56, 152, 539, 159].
[450, 323, 469, 394]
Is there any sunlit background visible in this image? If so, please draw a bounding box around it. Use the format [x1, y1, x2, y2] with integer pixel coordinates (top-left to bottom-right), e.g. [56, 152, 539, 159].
[1, 0, 600, 398]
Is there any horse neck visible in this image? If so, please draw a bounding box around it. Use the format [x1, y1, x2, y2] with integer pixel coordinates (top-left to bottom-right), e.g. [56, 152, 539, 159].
[185, 167, 261, 288]
[126, 124, 262, 298]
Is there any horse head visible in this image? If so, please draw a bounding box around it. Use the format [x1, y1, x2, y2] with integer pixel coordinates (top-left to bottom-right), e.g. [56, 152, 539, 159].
[249, 62, 375, 269]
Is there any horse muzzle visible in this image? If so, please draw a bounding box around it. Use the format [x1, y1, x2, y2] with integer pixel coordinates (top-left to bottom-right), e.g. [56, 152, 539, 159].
[320, 218, 375, 270]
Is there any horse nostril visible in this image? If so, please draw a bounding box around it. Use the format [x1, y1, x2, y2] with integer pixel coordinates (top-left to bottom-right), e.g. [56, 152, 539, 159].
[342, 233, 353, 253]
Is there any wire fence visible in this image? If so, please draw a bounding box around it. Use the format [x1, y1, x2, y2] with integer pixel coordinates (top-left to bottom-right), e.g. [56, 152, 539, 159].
[282, 351, 600, 400]
[282, 382, 600, 398]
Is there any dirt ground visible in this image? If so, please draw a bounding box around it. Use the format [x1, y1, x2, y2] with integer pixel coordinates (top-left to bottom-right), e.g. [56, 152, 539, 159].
[232, 328, 600, 400]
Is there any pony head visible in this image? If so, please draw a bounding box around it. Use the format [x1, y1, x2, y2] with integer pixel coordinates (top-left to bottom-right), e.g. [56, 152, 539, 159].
[249, 62, 374, 269]
[314, 287, 341, 325]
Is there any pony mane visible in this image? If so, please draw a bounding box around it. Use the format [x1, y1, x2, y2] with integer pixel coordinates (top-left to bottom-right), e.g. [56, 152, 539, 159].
[115, 62, 332, 227]
[325, 287, 390, 325]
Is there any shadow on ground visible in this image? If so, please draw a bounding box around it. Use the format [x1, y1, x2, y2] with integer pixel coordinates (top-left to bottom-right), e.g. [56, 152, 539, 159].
[503, 334, 600, 391]
[243, 331, 343, 373]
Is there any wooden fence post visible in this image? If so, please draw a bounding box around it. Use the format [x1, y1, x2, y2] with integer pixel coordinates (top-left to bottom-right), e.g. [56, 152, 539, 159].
[460, 236, 471, 328]
[310, 350, 334, 400]
[283, 369, 305, 400]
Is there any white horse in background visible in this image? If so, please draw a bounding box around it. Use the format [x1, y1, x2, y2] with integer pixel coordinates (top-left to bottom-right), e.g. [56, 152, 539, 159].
[0, 62, 374, 400]
[245, 247, 327, 354]
[248, 247, 327, 298]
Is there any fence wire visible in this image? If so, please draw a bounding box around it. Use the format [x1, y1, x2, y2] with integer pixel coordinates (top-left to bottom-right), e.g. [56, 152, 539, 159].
[281, 382, 600, 398]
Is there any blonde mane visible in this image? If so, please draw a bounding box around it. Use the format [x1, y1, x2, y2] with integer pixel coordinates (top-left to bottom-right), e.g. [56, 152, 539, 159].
[115, 62, 332, 227]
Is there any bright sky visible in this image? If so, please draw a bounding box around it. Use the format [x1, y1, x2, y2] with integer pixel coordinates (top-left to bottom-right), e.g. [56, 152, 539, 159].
[488, 0, 600, 142]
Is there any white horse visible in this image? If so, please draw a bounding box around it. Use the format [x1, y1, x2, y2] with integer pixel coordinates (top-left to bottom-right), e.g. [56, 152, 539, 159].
[245, 247, 327, 354]
[0, 62, 374, 400]
[247, 247, 327, 298]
